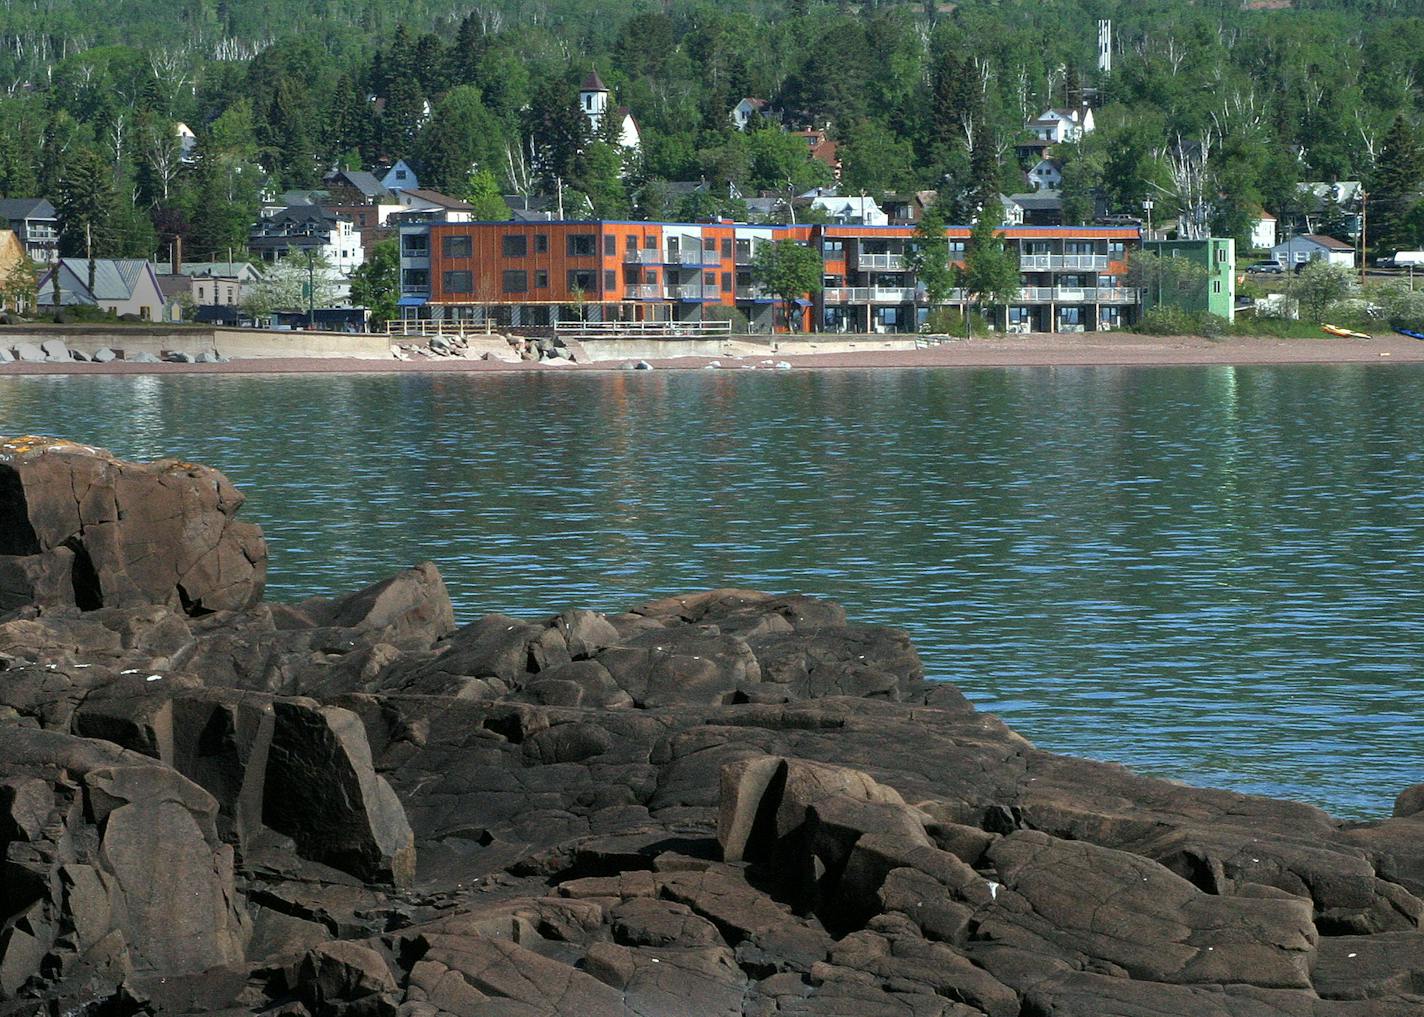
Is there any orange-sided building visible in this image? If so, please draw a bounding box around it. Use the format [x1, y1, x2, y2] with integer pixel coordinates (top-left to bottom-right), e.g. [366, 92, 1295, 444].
[396, 217, 1142, 334]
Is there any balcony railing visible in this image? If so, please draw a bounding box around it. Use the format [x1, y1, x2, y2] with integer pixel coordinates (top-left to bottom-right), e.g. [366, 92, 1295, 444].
[824, 286, 918, 304]
[1018, 254, 1110, 271]
[856, 253, 907, 271]
[624, 248, 661, 264]
[670, 283, 712, 300]
[625, 284, 663, 299]
[1014, 286, 1142, 303]
[734, 286, 773, 300]
[665, 244, 717, 266]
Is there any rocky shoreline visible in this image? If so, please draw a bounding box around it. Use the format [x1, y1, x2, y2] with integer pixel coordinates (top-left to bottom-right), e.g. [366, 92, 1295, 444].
[1, 436, 1422, 1016]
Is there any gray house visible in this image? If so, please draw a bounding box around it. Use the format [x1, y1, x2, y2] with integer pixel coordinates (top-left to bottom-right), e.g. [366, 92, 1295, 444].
[37, 259, 168, 320]
[0, 198, 59, 263]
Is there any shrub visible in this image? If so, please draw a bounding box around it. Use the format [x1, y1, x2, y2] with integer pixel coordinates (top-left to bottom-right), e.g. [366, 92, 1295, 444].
[923, 306, 992, 336]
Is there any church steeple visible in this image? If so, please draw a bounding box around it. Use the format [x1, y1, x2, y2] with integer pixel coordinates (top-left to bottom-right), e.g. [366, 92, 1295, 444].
[579, 69, 609, 130]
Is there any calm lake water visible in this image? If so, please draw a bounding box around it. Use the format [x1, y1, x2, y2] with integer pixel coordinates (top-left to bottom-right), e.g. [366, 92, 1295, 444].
[2, 365, 1421, 818]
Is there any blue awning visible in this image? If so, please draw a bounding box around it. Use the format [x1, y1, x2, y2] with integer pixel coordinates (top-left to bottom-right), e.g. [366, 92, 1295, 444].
[794, 297, 813, 306]
[397, 295, 427, 306]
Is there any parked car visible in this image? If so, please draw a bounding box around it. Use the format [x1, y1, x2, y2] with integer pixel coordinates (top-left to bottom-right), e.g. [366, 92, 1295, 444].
[1247, 261, 1285, 274]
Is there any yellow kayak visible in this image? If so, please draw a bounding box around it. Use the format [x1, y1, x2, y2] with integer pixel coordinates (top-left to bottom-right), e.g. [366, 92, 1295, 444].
[1322, 324, 1372, 339]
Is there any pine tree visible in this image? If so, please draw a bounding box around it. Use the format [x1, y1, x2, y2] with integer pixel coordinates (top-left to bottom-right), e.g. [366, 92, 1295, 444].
[1369, 115, 1421, 256]
[55, 147, 119, 259]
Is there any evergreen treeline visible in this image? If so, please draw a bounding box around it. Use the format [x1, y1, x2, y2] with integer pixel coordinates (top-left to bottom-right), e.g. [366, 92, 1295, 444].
[3, 0, 1424, 261]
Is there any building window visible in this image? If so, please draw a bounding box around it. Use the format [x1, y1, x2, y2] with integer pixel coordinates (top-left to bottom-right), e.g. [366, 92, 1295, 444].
[604, 270, 616, 290]
[502, 270, 527, 293]
[823, 240, 843, 255]
[443, 235, 472, 258]
[535, 270, 548, 288]
[721, 238, 732, 257]
[604, 235, 616, 257]
[502, 235, 527, 257]
[703, 237, 716, 252]
[402, 235, 428, 255]
[949, 241, 966, 255]
[643, 235, 656, 249]
[1212, 280, 1221, 293]
[625, 235, 637, 252]
[445, 270, 474, 293]
[198, 286, 205, 300]
[403, 269, 428, 289]
[704, 272, 715, 287]
[535, 234, 548, 253]
[568, 268, 597, 291]
[721, 272, 732, 292]
[1109, 242, 1125, 258]
[1060, 307, 1082, 325]
[568, 234, 597, 257]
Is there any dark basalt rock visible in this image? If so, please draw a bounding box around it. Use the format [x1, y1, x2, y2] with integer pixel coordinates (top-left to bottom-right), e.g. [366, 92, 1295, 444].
[2, 439, 1424, 1016]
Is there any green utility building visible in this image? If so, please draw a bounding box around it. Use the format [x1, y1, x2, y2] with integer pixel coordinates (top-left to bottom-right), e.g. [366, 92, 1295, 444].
[1143, 238, 1236, 322]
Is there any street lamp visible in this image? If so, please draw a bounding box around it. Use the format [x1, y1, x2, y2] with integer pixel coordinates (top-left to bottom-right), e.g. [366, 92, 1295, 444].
[1142, 198, 1154, 239]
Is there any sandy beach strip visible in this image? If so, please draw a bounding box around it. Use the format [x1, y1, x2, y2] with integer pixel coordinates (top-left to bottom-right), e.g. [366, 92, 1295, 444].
[2, 332, 1423, 377]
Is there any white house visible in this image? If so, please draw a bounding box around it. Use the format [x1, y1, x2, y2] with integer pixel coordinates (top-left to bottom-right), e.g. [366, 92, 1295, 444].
[1271, 234, 1356, 270]
[579, 70, 641, 151]
[730, 97, 770, 131]
[1027, 106, 1095, 145]
[379, 160, 419, 193]
[175, 122, 198, 164]
[809, 194, 887, 226]
[1250, 210, 1277, 251]
[248, 206, 365, 301]
[1298, 181, 1363, 238]
[1027, 157, 1063, 192]
[393, 188, 476, 222]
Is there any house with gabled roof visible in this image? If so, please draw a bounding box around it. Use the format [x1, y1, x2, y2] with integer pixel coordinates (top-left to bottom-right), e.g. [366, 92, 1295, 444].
[0, 198, 59, 264]
[393, 188, 476, 222]
[36, 258, 167, 320]
[1272, 233, 1356, 270]
[378, 160, 419, 193]
[730, 98, 775, 131]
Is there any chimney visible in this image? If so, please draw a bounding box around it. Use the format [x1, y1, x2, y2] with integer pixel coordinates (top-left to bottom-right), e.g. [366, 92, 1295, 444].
[172, 235, 182, 275]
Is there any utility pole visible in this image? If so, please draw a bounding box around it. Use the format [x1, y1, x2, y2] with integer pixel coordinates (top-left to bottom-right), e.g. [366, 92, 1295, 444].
[86, 222, 96, 301]
[306, 248, 315, 327]
[1359, 190, 1368, 289]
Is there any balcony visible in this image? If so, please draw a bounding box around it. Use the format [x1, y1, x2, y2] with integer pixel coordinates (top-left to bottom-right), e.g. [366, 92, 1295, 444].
[735, 286, 773, 301]
[823, 286, 918, 304]
[855, 252, 907, 271]
[669, 282, 714, 300]
[665, 244, 717, 266]
[1018, 254, 1109, 271]
[1014, 286, 1142, 303]
[624, 248, 661, 265]
[625, 283, 663, 299]
[734, 247, 755, 265]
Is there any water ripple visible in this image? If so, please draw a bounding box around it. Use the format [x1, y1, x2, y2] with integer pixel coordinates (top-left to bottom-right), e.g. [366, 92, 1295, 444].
[2, 364, 1423, 817]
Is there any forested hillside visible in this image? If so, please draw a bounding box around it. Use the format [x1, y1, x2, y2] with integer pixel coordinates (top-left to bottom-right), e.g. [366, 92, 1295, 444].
[2, 0, 1423, 263]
